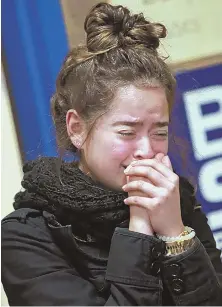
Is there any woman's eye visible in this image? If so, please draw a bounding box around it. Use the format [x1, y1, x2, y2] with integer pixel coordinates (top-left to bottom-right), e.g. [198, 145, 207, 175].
[154, 132, 168, 138]
[119, 131, 135, 137]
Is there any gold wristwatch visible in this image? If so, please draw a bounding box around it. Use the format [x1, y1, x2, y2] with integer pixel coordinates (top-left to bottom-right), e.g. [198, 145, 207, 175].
[165, 238, 195, 256]
[165, 227, 196, 256]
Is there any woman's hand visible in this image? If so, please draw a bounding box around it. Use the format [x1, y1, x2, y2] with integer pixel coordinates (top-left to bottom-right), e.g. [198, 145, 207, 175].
[123, 154, 184, 237]
[125, 154, 164, 236]
[128, 205, 153, 235]
[127, 174, 154, 236]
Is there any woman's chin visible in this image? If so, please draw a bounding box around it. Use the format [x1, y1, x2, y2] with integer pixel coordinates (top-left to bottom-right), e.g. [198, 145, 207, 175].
[104, 178, 126, 193]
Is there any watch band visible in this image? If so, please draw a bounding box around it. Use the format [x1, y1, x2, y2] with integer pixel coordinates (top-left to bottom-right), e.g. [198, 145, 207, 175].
[156, 226, 196, 256]
[165, 237, 195, 256]
[156, 226, 195, 243]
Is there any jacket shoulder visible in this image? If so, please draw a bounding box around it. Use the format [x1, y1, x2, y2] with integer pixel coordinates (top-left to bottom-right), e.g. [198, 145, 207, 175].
[2, 208, 43, 223]
[1, 208, 55, 244]
[1, 210, 97, 305]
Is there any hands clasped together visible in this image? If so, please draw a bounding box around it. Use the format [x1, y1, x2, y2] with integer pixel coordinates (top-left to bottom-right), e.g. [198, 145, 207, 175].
[123, 153, 184, 237]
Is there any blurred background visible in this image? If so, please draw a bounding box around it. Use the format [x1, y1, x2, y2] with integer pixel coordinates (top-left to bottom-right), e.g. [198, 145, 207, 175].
[1, 0, 222, 305]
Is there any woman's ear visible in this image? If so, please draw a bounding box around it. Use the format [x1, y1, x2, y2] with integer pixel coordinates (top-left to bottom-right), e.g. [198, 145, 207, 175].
[66, 109, 86, 149]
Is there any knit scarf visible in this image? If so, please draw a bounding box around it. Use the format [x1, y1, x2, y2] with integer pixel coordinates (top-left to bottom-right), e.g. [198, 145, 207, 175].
[13, 157, 195, 242]
[14, 157, 129, 242]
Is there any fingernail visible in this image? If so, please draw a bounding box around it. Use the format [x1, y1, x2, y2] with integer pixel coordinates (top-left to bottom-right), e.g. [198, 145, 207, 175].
[122, 185, 126, 190]
[131, 161, 137, 165]
[163, 155, 169, 162]
[124, 165, 132, 173]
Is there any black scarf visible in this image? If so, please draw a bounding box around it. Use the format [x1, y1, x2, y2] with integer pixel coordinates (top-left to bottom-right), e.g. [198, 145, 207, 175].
[14, 157, 129, 242]
[14, 157, 195, 242]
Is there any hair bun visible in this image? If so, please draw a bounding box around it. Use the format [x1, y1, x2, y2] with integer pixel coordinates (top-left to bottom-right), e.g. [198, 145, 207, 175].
[84, 2, 166, 53]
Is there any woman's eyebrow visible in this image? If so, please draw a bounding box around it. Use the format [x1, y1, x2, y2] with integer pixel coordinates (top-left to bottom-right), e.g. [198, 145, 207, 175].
[152, 121, 169, 128]
[112, 120, 143, 127]
[112, 120, 169, 127]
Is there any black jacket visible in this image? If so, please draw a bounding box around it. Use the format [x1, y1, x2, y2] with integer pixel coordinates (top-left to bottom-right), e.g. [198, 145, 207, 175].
[1, 206, 222, 306]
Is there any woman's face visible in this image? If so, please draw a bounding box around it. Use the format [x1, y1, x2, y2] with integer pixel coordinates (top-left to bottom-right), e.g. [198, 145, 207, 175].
[80, 85, 169, 191]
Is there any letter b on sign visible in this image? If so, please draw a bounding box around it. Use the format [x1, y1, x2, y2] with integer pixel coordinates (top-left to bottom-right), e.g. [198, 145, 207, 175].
[183, 85, 222, 161]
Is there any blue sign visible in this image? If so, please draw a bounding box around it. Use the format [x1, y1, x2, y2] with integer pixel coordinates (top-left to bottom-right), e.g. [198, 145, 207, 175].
[2, 0, 69, 160]
[169, 64, 222, 251]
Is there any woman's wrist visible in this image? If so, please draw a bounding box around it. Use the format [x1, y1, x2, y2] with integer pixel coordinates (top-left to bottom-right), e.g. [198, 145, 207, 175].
[129, 221, 154, 235]
[156, 223, 185, 238]
[157, 226, 195, 242]
[129, 206, 154, 235]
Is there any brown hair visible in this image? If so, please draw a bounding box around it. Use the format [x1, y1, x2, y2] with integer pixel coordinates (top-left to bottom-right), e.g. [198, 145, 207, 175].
[51, 2, 176, 153]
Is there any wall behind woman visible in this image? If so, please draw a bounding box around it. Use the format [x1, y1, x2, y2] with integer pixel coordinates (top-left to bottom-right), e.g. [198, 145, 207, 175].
[1, 70, 22, 305]
[1, 70, 22, 218]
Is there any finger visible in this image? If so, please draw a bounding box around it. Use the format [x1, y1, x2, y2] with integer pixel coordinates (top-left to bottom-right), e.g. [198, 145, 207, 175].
[155, 153, 165, 162]
[127, 158, 177, 184]
[124, 165, 173, 188]
[128, 159, 170, 176]
[162, 155, 173, 170]
[122, 180, 161, 197]
[124, 196, 158, 211]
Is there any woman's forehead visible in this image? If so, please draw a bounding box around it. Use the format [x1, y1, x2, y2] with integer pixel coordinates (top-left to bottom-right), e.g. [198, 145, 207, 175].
[105, 86, 169, 120]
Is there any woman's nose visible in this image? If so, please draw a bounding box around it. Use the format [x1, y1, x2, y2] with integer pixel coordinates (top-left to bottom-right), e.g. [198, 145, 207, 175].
[133, 137, 155, 160]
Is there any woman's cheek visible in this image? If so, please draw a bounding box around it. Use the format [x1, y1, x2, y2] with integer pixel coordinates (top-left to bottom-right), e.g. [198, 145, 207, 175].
[155, 142, 168, 155]
[111, 139, 133, 160]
